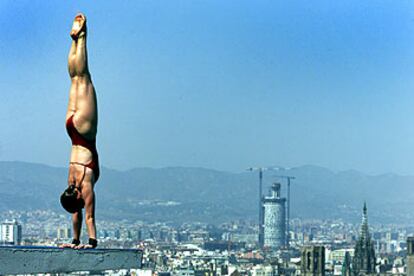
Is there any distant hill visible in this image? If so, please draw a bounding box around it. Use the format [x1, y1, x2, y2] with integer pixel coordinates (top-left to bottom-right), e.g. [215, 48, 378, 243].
[0, 161, 413, 224]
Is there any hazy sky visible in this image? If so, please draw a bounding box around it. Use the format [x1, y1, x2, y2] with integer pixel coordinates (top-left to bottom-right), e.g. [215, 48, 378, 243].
[1, 1, 414, 174]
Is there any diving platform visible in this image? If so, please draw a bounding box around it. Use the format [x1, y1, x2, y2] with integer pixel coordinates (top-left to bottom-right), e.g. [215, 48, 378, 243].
[0, 245, 143, 275]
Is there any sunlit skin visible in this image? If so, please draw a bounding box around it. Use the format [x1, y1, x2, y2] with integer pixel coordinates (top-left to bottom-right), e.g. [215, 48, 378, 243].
[60, 13, 98, 250]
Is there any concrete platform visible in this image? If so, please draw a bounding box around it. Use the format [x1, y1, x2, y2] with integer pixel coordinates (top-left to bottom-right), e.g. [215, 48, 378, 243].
[0, 245, 142, 275]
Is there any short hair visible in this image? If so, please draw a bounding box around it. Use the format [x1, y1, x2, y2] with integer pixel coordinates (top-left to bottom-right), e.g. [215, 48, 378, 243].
[60, 185, 85, 213]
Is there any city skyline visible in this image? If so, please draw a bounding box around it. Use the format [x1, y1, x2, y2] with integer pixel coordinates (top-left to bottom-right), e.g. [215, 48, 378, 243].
[1, 1, 414, 175]
[0, 207, 410, 275]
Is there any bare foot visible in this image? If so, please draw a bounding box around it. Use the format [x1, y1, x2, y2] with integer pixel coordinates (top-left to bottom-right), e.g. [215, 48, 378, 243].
[70, 13, 87, 40]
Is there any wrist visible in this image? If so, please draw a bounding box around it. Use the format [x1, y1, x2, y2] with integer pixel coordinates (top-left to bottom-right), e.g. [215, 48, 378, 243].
[71, 238, 80, 246]
[88, 238, 98, 248]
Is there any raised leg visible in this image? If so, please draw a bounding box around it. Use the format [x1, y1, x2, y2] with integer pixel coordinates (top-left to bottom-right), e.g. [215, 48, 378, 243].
[68, 14, 89, 79]
[66, 13, 97, 136]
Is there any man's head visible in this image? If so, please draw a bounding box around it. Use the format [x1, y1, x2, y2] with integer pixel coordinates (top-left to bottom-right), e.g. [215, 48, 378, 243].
[60, 185, 85, 213]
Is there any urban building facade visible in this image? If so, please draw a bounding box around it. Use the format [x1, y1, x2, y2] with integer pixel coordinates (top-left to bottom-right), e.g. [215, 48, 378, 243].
[262, 183, 286, 249]
[301, 245, 325, 276]
[57, 226, 72, 240]
[407, 237, 414, 276]
[0, 220, 22, 245]
[341, 252, 352, 276]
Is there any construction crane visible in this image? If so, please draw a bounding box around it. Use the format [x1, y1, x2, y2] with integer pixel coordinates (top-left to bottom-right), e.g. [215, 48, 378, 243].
[247, 166, 280, 248]
[274, 174, 295, 249]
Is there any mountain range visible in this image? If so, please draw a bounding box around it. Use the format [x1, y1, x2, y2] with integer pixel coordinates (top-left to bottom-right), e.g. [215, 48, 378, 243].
[0, 161, 413, 224]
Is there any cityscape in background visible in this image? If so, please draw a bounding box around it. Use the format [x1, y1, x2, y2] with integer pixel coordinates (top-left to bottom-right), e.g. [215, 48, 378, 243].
[1, 178, 413, 276]
[1, 1, 413, 275]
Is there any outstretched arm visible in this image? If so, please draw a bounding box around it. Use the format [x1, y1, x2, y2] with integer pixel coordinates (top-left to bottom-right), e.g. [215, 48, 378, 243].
[59, 211, 82, 248]
[72, 211, 83, 241]
[74, 182, 96, 249]
[84, 182, 96, 235]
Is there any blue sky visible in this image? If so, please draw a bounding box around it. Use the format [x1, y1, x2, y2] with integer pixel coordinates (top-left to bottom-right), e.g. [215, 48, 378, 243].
[1, 1, 414, 174]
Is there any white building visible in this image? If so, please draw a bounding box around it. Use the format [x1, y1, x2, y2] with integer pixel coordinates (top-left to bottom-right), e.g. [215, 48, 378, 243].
[251, 264, 279, 276]
[1, 220, 22, 245]
[329, 248, 354, 264]
[57, 226, 71, 240]
[263, 183, 286, 249]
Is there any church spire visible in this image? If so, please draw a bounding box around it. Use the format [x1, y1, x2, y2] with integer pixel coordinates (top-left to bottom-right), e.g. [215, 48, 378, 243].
[352, 202, 376, 275]
[360, 201, 369, 241]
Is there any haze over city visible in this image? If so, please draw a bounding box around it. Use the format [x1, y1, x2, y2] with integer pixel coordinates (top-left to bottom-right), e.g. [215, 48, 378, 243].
[3, 3, 414, 275]
[1, 1, 414, 175]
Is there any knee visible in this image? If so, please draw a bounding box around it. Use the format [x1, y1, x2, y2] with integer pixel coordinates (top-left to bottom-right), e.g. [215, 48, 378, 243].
[71, 74, 91, 84]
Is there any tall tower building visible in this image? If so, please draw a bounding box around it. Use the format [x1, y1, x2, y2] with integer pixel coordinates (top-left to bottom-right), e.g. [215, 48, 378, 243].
[352, 202, 376, 275]
[263, 183, 286, 249]
[341, 252, 352, 276]
[407, 237, 414, 276]
[0, 220, 22, 245]
[301, 246, 325, 276]
[259, 202, 265, 247]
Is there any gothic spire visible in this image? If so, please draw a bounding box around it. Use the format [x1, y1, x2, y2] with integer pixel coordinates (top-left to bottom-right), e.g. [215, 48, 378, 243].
[360, 201, 369, 241]
[352, 201, 376, 275]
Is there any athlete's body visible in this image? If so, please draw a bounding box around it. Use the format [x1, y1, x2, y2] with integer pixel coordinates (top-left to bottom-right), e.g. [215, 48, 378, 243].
[60, 13, 99, 249]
